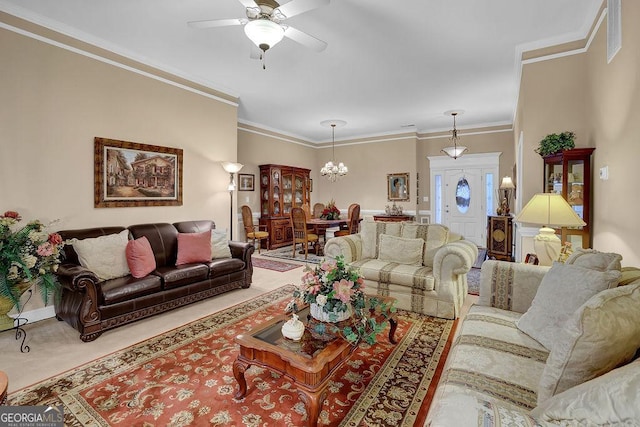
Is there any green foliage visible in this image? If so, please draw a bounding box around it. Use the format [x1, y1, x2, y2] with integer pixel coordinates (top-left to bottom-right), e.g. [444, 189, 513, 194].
[536, 131, 576, 156]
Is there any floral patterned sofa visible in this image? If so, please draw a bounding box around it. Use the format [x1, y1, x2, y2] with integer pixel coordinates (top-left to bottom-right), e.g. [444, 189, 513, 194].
[323, 220, 478, 319]
[426, 250, 640, 426]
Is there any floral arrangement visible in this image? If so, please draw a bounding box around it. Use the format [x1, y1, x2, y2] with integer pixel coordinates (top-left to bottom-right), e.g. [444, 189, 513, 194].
[289, 255, 395, 345]
[0, 211, 64, 308]
[320, 200, 341, 220]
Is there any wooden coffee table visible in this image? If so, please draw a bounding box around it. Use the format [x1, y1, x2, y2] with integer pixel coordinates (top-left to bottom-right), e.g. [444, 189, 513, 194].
[233, 296, 397, 427]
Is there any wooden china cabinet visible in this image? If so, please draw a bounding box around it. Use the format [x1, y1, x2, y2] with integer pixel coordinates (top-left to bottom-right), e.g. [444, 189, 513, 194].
[259, 164, 311, 249]
[542, 148, 595, 249]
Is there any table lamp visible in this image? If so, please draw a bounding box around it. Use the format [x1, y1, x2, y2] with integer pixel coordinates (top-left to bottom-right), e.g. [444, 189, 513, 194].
[498, 176, 516, 215]
[514, 193, 586, 266]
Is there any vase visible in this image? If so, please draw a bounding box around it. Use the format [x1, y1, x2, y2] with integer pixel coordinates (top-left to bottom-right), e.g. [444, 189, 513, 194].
[310, 302, 351, 323]
[0, 282, 32, 332]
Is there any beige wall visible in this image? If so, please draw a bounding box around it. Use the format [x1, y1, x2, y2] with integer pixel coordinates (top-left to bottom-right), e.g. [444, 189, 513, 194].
[314, 136, 418, 214]
[237, 127, 316, 215]
[515, 0, 640, 265]
[584, 0, 640, 265]
[1, 28, 239, 234]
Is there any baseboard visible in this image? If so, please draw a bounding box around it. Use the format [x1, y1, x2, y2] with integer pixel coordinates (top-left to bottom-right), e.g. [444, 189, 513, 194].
[9, 305, 55, 326]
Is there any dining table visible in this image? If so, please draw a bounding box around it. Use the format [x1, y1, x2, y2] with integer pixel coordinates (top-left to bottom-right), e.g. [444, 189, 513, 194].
[305, 218, 349, 256]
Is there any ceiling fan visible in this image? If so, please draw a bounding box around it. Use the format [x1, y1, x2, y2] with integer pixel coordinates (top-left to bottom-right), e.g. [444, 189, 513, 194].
[188, 0, 329, 68]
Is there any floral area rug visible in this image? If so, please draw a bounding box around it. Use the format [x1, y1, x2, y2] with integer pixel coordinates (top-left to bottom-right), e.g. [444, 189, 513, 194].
[9, 286, 454, 426]
[252, 257, 302, 272]
[468, 268, 481, 296]
[262, 245, 325, 265]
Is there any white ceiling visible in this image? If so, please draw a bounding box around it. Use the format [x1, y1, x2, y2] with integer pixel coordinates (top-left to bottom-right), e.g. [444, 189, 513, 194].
[1, 0, 602, 143]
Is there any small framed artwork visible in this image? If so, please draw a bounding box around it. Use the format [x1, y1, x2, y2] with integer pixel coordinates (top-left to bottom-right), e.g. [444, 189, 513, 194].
[525, 253, 539, 265]
[387, 172, 410, 201]
[238, 174, 255, 191]
[94, 137, 183, 208]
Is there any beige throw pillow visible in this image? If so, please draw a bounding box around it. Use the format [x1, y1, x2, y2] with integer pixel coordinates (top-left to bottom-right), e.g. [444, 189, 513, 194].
[536, 282, 640, 404]
[377, 234, 424, 266]
[564, 248, 622, 271]
[360, 220, 402, 259]
[532, 358, 640, 424]
[516, 262, 620, 350]
[210, 229, 232, 259]
[71, 229, 131, 281]
[401, 223, 449, 267]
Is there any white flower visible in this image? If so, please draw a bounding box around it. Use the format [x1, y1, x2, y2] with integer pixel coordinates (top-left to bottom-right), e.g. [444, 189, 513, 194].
[315, 294, 327, 306]
[28, 230, 48, 243]
[7, 265, 19, 280]
[21, 254, 37, 269]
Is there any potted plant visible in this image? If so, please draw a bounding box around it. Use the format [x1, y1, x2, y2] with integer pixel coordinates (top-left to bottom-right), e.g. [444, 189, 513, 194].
[0, 211, 64, 329]
[535, 131, 576, 156]
[289, 255, 395, 345]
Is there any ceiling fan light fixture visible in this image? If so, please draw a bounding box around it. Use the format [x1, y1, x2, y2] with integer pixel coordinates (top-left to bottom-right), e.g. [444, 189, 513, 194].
[244, 19, 284, 51]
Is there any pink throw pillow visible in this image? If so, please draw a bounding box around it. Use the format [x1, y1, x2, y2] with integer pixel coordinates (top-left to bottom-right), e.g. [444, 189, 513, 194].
[176, 230, 212, 265]
[126, 236, 156, 278]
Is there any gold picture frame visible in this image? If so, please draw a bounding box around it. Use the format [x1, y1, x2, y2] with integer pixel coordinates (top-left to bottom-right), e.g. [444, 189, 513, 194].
[387, 173, 410, 201]
[94, 137, 183, 208]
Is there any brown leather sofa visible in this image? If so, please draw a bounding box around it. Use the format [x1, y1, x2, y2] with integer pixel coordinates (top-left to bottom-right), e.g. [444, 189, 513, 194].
[55, 220, 254, 342]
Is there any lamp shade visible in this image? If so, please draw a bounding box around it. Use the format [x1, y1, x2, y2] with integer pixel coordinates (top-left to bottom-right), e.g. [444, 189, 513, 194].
[441, 145, 468, 159]
[500, 176, 515, 189]
[221, 162, 244, 174]
[514, 193, 586, 227]
[244, 19, 284, 51]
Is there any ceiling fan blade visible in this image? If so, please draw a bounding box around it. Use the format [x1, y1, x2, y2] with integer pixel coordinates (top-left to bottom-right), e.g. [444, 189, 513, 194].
[187, 18, 247, 29]
[275, 0, 330, 19]
[236, 0, 259, 9]
[283, 26, 327, 52]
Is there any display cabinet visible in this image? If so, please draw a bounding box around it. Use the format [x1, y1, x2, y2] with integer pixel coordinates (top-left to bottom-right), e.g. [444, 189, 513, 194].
[542, 147, 595, 249]
[259, 164, 311, 249]
[486, 215, 513, 261]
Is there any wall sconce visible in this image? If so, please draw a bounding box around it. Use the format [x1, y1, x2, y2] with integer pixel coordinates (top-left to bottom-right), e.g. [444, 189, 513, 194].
[221, 161, 244, 239]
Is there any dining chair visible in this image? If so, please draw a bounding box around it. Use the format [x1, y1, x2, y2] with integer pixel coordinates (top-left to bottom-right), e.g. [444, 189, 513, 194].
[312, 203, 325, 218]
[290, 207, 319, 260]
[241, 205, 269, 253]
[334, 204, 361, 237]
[337, 203, 359, 233]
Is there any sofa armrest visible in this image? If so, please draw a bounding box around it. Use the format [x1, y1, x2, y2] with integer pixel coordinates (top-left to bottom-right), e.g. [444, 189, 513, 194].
[432, 240, 478, 317]
[229, 241, 254, 262]
[56, 263, 99, 292]
[476, 260, 550, 313]
[324, 234, 363, 263]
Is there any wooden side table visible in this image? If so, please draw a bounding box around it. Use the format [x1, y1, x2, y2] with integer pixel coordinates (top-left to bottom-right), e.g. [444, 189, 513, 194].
[373, 214, 415, 222]
[486, 215, 513, 261]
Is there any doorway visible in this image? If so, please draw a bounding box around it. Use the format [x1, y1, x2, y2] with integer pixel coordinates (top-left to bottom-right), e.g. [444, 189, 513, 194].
[428, 153, 501, 247]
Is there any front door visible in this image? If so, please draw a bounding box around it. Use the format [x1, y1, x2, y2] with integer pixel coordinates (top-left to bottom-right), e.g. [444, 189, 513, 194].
[445, 169, 484, 246]
[429, 152, 501, 248]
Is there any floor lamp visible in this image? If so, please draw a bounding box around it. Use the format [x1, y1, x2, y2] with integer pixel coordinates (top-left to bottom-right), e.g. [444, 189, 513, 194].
[514, 193, 586, 266]
[221, 162, 243, 240]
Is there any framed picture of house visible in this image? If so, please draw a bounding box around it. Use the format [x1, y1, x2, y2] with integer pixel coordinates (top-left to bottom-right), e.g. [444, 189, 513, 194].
[387, 172, 410, 201]
[94, 137, 183, 208]
[238, 174, 254, 191]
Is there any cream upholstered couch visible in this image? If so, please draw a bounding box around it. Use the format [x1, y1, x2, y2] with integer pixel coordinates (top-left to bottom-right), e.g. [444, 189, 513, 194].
[324, 220, 478, 319]
[427, 249, 640, 426]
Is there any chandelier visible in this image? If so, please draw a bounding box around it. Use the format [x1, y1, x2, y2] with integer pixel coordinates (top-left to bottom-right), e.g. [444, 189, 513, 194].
[320, 119, 348, 182]
[441, 111, 468, 159]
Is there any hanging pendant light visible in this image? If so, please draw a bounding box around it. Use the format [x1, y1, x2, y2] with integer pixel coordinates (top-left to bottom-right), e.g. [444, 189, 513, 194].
[320, 119, 348, 182]
[441, 111, 468, 159]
